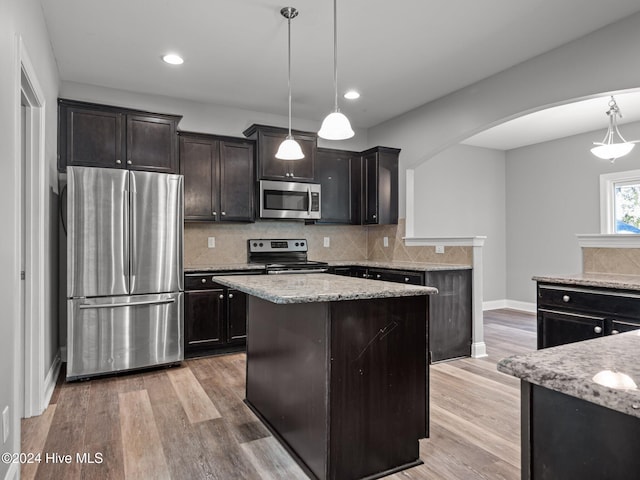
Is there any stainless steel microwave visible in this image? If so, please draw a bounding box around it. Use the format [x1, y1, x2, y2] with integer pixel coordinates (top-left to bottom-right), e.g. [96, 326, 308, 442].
[259, 180, 321, 220]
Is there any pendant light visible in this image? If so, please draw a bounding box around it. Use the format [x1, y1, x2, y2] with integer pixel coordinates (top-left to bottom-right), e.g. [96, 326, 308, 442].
[591, 96, 637, 163]
[276, 7, 305, 160]
[318, 0, 354, 140]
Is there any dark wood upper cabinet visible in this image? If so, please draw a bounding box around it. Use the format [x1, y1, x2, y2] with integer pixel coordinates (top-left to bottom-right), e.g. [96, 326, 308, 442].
[243, 124, 316, 181]
[58, 99, 181, 173]
[362, 146, 400, 225]
[315, 148, 359, 224]
[180, 132, 254, 223]
[126, 114, 178, 173]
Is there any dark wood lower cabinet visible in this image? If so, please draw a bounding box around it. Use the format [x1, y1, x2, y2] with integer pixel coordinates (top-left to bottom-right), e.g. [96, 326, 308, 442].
[522, 382, 640, 480]
[184, 272, 257, 357]
[245, 295, 429, 480]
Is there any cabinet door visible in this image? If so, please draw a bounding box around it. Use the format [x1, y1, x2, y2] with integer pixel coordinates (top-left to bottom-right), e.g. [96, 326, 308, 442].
[258, 130, 316, 181]
[315, 149, 354, 224]
[611, 319, 640, 334]
[226, 289, 247, 343]
[180, 136, 219, 221]
[370, 268, 425, 285]
[426, 270, 472, 362]
[66, 107, 124, 169]
[376, 150, 399, 224]
[127, 114, 178, 173]
[220, 140, 255, 222]
[363, 152, 379, 224]
[184, 290, 224, 349]
[537, 309, 605, 349]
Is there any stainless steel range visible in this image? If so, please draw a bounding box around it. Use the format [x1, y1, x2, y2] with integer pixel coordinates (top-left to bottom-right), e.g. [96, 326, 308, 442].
[247, 239, 329, 274]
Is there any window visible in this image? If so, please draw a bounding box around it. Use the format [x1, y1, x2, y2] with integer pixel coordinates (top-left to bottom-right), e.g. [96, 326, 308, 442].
[600, 169, 640, 233]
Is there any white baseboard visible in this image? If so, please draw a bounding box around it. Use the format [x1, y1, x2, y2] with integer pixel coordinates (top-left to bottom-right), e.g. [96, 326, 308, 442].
[483, 299, 536, 313]
[471, 342, 487, 358]
[43, 352, 61, 409]
[4, 462, 18, 480]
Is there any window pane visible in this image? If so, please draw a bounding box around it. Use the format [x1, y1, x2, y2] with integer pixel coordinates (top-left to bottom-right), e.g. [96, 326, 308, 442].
[614, 183, 640, 234]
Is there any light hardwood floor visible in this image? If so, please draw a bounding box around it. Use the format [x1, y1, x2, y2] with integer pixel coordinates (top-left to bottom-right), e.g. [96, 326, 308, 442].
[21, 309, 536, 480]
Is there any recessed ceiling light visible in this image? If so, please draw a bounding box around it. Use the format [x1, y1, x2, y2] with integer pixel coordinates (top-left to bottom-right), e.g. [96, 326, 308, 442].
[344, 90, 360, 100]
[162, 54, 184, 65]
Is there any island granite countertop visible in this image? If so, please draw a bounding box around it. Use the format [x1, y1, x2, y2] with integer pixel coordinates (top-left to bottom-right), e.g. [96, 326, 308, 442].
[533, 272, 640, 291]
[497, 331, 640, 418]
[213, 272, 437, 304]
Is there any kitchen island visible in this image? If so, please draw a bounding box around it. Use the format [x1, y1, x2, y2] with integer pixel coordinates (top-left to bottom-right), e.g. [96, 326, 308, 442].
[214, 273, 437, 480]
[498, 332, 640, 480]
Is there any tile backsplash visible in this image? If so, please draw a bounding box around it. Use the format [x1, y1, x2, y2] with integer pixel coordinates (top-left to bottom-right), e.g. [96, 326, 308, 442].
[583, 247, 640, 275]
[184, 218, 472, 268]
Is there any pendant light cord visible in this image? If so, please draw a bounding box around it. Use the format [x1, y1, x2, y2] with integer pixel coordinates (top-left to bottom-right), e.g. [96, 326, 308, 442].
[333, 0, 338, 111]
[287, 10, 293, 137]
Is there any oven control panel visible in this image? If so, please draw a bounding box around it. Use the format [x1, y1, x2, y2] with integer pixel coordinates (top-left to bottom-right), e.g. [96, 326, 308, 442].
[248, 239, 307, 253]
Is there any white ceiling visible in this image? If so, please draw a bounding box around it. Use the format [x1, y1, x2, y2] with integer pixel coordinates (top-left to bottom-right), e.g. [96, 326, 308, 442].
[40, 0, 640, 146]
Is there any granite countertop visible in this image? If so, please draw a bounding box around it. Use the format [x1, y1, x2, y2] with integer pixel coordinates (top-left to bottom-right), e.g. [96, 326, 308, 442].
[498, 331, 640, 418]
[185, 264, 266, 273]
[213, 273, 438, 304]
[329, 260, 471, 271]
[533, 272, 640, 291]
[185, 261, 471, 274]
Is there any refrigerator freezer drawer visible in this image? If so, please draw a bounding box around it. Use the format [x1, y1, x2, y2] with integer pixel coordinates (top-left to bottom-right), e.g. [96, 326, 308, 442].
[67, 292, 183, 380]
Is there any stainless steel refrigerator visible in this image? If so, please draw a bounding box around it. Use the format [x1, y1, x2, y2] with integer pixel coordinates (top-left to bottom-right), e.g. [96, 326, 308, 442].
[66, 166, 183, 380]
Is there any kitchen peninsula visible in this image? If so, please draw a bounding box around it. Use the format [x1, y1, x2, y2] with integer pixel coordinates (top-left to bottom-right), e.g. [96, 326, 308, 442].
[498, 332, 640, 480]
[214, 273, 437, 480]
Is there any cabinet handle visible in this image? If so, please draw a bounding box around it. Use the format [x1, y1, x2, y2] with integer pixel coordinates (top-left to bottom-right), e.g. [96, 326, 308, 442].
[376, 274, 381, 279]
[201, 278, 206, 284]
[562, 295, 570, 303]
[372, 214, 377, 219]
[116, 159, 122, 165]
[221, 212, 226, 216]
[127, 160, 132, 165]
[212, 212, 217, 216]
[219, 294, 224, 300]
[612, 329, 620, 335]
[228, 293, 234, 299]
[404, 277, 410, 282]
[362, 273, 367, 278]
[594, 326, 603, 334]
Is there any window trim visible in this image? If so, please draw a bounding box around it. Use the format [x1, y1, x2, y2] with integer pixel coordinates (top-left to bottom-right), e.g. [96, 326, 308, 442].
[600, 169, 640, 233]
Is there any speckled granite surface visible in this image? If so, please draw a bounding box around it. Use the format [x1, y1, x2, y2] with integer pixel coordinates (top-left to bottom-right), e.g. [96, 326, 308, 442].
[185, 261, 470, 274]
[533, 273, 640, 291]
[184, 264, 266, 273]
[498, 331, 640, 418]
[330, 260, 471, 271]
[213, 273, 437, 304]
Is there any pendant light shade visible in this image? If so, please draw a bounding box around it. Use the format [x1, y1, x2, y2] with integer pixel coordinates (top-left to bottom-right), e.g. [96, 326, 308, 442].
[591, 96, 637, 163]
[318, 0, 354, 140]
[276, 7, 304, 161]
[318, 110, 354, 140]
[276, 135, 305, 160]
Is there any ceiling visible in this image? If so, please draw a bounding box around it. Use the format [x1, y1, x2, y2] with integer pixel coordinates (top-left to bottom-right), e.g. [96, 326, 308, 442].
[40, 0, 640, 147]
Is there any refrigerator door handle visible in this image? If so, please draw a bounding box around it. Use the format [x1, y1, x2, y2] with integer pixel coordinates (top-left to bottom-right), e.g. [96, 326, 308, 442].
[78, 298, 176, 310]
[130, 185, 137, 285]
[123, 183, 130, 291]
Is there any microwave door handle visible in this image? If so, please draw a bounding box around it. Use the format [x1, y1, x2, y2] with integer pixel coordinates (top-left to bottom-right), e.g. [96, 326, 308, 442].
[307, 186, 312, 215]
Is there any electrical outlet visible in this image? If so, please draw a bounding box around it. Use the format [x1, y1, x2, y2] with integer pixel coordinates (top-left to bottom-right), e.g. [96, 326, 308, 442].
[323, 237, 330, 248]
[435, 245, 445, 254]
[383, 236, 389, 247]
[2, 406, 9, 443]
[207, 237, 215, 249]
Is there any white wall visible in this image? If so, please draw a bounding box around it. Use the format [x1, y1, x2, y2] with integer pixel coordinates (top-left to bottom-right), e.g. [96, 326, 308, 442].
[60, 81, 370, 152]
[1, 0, 59, 476]
[506, 121, 640, 304]
[368, 11, 640, 219]
[413, 144, 506, 301]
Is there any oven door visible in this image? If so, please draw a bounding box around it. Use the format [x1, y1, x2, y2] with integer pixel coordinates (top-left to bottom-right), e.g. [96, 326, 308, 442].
[260, 180, 321, 219]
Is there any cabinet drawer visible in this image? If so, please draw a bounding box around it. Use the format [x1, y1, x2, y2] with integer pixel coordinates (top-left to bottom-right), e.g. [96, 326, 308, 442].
[369, 268, 424, 285]
[538, 284, 640, 317]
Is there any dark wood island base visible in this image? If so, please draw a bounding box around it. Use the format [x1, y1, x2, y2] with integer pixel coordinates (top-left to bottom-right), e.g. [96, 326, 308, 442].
[245, 295, 429, 480]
